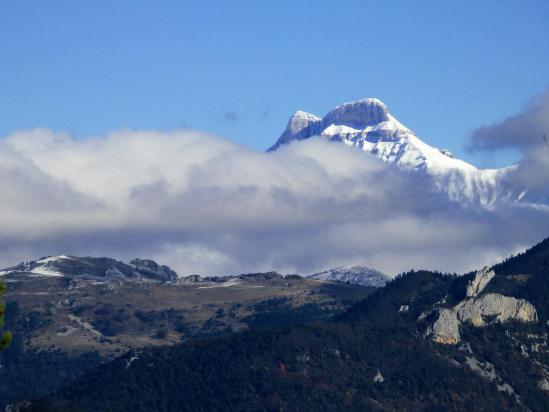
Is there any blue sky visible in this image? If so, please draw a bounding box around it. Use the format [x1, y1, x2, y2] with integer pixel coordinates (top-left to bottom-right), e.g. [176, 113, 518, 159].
[1, 0, 548, 167]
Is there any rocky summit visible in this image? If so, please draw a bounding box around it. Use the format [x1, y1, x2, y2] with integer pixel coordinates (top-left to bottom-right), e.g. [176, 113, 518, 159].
[269, 98, 531, 208]
[307, 265, 390, 287]
[0, 255, 178, 283]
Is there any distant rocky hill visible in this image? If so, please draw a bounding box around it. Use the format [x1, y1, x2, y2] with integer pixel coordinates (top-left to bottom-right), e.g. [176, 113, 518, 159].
[0, 255, 178, 282]
[308, 265, 390, 287]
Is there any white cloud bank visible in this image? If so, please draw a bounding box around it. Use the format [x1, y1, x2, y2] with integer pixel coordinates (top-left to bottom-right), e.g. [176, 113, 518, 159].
[0, 127, 548, 276]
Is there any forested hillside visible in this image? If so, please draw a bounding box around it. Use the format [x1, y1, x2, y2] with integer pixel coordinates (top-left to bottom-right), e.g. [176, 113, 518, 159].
[21, 238, 549, 411]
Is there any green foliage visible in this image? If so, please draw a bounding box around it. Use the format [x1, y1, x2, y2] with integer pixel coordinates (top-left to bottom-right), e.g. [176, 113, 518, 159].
[0, 280, 13, 351]
[0, 296, 104, 410]
[460, 322, 549, 412]
[493, 237, 549, 277]
[490, 237, 549, 320]
[241, 301, 330, 329]
[0, 341, 102, 411]
[19, 310, 52, 333]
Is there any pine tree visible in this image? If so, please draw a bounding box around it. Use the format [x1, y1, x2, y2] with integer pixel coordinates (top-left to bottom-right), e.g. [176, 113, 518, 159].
[0, 280, 12, 350]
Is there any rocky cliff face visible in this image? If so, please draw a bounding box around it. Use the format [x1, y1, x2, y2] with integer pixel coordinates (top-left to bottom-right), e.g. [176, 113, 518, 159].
[466, 267, 495, 297]
[322, 99, 390, 128]
[423, 268, 538, 345]
[307, 265, 389, 287]
[269, 111, 322, 149]
[426, 308, 461, 344]
[129, 259, 178, 282]
[456, 293, 537, 327]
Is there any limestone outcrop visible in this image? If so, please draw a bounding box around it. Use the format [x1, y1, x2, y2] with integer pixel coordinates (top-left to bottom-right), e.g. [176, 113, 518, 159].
[426, 309, 460, 344]
[422, 267, 537, 345]
[456, 293, 537, 327]
[466, 267, 495, 297]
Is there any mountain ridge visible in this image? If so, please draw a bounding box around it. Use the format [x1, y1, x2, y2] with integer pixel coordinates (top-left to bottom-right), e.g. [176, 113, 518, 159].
[269, 98, 522, 208]
[1, 256, 391, 288]
[0, 255, 178, 283]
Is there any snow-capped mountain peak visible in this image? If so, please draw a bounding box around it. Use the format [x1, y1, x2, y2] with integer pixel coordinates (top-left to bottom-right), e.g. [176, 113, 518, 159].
[270, 110, 322, 150]
[270, 98, 519, 208]
[271, 98, 475, 172]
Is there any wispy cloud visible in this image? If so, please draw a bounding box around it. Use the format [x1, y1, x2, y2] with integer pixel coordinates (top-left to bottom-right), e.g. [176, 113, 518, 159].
[467, 89, 549, 205]
[468, 88, 549, 153]
[261, 106, 271, 118]
[222, 110, 239, 123]
[0, 128, 548, 276]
